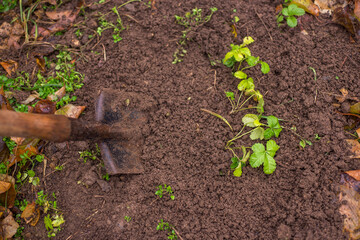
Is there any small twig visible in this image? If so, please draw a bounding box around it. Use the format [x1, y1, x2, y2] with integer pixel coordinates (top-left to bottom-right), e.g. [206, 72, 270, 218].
[255, 9, 273, 41]
[340, 56, 348, 68]
[211, 69, 217, 89]
[173, 228, 184, 240]
[101, 44, 107, 61]
[346, 54, 359, 67]
[124, 14, 140, 24]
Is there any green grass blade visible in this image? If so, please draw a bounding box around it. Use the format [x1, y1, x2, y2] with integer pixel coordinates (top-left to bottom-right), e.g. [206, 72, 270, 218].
[201, 108, 233, 131]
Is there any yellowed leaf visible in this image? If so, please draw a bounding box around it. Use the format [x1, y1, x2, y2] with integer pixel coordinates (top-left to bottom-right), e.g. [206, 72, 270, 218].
[291, 0, 320, 16]
[47, 86, 66, 101]
[55, 104, 85, 118]
[8, 138, 40, 168]
[36, 57, 46, 72]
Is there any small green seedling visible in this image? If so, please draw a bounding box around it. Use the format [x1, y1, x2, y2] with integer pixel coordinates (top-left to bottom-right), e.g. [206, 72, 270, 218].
[300, 139, 312, 148]
[102, 173, 110, 181]
[155, 184, 175, 200]
[277, 1, 305, 27]
[314, 134, 321, 140]
[173, 7, 217, 64]
[97, 6, 125, 43]
[78, 145, 101, 163]
[157, 219, 178, 240]
[124, 216, 131, 222]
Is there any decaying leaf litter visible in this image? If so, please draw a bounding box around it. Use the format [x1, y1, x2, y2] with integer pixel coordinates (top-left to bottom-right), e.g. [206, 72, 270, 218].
[0, 0, 359, 239]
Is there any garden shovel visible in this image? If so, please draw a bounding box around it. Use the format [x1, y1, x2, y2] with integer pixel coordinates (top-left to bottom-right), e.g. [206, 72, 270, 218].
[0, 89, 155, 175]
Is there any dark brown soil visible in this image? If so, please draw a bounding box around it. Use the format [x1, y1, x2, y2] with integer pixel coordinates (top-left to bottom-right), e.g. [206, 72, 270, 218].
[1, 0, 360, 239]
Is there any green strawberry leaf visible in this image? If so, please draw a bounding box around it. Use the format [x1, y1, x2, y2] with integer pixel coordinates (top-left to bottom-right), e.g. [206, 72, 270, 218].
[249, 143, 265, 168]
[249, 140, 279, 174]
[233, 166, 242, 177]
[223, 51, 235, 63]
[246, 56, 259, 67]
[282, 7, 289, 16]
[260, 61, 270, 74]
[266, 139, 280, 157]
[264, 116, 283, 139]
[239, 47, 251, 57]
[234, 71, 247, 79]
[250, 127, 264, 140]
[287, 16, 298, 27]
[238, 77, 254, 91]
[230, 157, 239, 169]
[288, 4, 305, 16]
[225, 91, 235, 100]
[234, 51, 244, 61]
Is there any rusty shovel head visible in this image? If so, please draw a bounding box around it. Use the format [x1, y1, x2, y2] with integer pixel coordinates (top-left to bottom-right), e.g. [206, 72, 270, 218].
[95, 89, 154, 175]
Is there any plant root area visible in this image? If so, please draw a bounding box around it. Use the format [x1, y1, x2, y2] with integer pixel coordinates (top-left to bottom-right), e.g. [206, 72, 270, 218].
[2, 0, 360, 239]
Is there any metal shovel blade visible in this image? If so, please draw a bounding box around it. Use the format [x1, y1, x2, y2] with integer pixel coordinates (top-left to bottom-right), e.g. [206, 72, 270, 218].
[95, 89, 154, 175]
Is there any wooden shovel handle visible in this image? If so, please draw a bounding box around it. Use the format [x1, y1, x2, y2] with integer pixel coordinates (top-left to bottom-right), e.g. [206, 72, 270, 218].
[0, 110, 71, 142]
[0, 110, 133, 142]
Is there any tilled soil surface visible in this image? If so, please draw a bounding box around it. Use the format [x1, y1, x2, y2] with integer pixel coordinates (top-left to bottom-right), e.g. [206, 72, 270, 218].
[1, 0, 360, 239]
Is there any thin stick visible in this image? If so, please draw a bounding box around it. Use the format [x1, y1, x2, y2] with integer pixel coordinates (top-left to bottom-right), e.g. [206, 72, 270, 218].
[101, 44, 107, 61]
[255, 9, 273, 41]
[340, 56, 348, 68]
[211, 69, 217, 88]
[173, 228, 184, 240]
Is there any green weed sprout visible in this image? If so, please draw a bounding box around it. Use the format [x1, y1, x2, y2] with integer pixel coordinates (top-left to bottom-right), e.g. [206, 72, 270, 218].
[173, 7, 217, 64]
[155, 184, 175, 200]
[0, 0, 16, 13]
[277, 1, 305, 27]
[157, 219, 178, 240]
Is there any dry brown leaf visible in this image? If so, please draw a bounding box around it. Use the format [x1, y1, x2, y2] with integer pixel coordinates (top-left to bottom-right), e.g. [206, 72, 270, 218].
[1, 210, 19, 239]
[336, 88, 349, 103]
[0, 182, 11, 195]
[357, 128, 360, 139]
[22, 93, 40, 105]
[8, 138, 40, 168]
[0, 175, 16, 208]
[0, 140, 9, 164]
[45, 10, 72, 20]
[47, 86, 66, 101]
[346, 139, 360, 158]
[355, 0, 360, 20]
[34, 99, 56, 114]
[339, 172, 360, 239]
[21, 202, 40, 226]
[332, 6, 360, 38]
[0, 60, 18, 76]
[36, 57, 46, 72]
[0, 22, 11, 38]
[10, 137, 24, 145]
[7, 21, 24, 50]
[55, 104, 85, 118]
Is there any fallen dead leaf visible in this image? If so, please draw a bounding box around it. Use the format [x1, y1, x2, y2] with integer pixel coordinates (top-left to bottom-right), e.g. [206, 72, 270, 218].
[0, 140, 9, 163]
[21, 202, 40, 226]
[47, 86, 66, 101]
[291, 0, 320, 16]
[1, 210, 19, 239]
[36, 57, 46, 72]
[0, 60, 18, 77]
[0, 182, 11, 195]
[45, 10, 72, 20]
[22, 93, 40, 105]
[350, 102, 360, 115]
[339, 172, 360, 239]
[346, 139, 360, 158]
[55, 104, 85, 118]
[0, 174, 16, 208]
[355, 0, 360, 20]
[34, 99, 56, 114]
[336, 88, 349, 103]
[8, 138, 40, 168]
[332, 6, 360, 38]
[357, 128, 360, 139]
[314, 0, 347, 14]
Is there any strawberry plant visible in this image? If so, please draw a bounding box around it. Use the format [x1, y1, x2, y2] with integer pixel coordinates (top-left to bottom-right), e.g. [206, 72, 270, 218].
[223, 37, 269, 114]
[276, 1, 305, 28]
